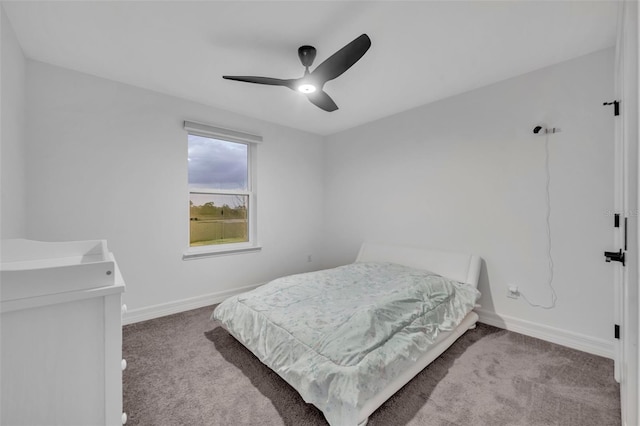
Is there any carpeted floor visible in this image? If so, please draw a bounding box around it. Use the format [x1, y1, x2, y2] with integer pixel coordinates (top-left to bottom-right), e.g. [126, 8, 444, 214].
[123, 305, 620, 426]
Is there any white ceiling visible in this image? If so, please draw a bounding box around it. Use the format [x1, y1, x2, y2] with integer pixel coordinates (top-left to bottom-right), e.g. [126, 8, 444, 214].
[3, 1, 618, 136]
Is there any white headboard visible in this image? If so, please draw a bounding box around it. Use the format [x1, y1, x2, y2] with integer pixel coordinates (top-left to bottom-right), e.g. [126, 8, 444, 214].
[355, 242, 482, 288]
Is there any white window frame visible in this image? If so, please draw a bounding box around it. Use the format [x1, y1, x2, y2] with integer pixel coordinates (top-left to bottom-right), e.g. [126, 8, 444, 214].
[182, 121, 261, 260]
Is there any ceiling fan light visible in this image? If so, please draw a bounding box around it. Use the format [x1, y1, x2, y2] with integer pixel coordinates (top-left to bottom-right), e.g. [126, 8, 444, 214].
[297, 83, 316, 94]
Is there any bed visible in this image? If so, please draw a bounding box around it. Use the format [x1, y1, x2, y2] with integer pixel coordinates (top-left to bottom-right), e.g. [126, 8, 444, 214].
[212, 242, 482, 426]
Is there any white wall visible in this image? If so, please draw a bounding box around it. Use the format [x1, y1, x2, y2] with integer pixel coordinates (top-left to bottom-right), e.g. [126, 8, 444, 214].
[24, 61, 325, 315]
[15, 42, 619, 355]
[322, 49, 615, 355]
[1, 6, 27, 238]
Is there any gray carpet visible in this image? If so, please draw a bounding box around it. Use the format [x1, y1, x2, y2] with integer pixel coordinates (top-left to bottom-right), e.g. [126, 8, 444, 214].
[123, 305, 620, 426]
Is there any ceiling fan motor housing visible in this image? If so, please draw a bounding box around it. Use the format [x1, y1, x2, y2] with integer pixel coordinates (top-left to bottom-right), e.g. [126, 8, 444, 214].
[298, 45, 317, 68]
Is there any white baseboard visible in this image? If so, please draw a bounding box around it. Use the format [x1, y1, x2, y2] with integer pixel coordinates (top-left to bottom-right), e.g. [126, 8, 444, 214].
[475, 308, 614, 359]
[122, 283, 262, 325]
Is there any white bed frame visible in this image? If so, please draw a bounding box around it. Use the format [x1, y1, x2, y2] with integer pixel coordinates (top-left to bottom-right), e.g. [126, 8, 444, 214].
[354, 242, 482, 425]
[220, 242, 482, 426]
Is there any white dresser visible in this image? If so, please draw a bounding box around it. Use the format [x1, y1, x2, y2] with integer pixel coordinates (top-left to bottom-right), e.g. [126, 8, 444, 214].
[1, 239, 127, 426]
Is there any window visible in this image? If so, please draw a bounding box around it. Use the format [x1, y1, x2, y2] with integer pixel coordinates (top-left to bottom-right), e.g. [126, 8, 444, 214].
[183, 121, 260, 259]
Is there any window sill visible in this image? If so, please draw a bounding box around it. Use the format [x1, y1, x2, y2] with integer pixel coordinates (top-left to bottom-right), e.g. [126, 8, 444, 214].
[182, 243, 262, 260]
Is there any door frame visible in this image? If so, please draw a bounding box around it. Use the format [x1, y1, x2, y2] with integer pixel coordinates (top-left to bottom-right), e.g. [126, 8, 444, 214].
[614, 2, 639, 426]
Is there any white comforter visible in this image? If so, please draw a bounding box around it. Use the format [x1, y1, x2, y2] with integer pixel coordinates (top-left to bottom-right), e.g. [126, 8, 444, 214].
[213, 261, 480, 425]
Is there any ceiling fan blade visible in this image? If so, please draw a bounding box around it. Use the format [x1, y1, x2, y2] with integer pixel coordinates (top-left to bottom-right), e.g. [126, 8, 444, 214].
[310, 34, 371, 84]
[306, 90, 338, 112]
[223, 76, 296, 89]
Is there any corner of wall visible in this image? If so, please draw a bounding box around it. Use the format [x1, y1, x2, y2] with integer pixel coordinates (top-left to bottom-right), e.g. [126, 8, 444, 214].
[1, 6, 28, 239]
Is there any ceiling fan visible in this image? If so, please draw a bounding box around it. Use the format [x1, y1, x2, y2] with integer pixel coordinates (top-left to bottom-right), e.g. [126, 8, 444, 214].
[223, 34, 371, 112]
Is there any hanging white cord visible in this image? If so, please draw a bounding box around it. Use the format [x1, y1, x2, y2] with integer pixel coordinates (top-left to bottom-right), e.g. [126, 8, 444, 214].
[520, 132, 557, 309]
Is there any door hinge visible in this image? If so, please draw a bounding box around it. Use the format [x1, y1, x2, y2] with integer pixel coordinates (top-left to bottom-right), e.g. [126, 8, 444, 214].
[615, 324, 620, 339]
[612, 215, 628, 250]
[603, 100, 620, 116]
[604, 249, 625, 266]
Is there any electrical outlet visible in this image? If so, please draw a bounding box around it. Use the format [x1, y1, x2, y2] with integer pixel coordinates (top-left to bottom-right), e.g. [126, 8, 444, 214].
[307, 254, 312, 263]
[507, 285, 519, 299]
